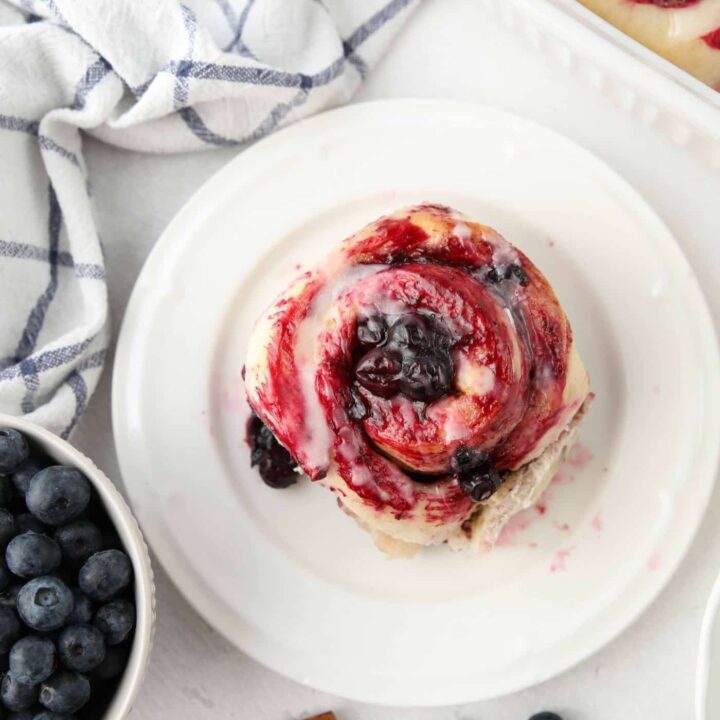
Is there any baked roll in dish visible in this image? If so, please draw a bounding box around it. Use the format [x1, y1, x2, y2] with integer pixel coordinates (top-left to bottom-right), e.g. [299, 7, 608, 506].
[577, 0, 720, 89]
[244, 205, 592, 556]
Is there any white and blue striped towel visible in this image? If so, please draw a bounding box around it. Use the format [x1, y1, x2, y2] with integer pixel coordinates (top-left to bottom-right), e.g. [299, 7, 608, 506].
[0, 0, 417, 437]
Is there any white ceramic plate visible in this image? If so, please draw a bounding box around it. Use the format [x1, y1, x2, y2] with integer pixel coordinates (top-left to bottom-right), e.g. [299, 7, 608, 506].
[697, 568, 720, 719]
[112, 99, 720, 706]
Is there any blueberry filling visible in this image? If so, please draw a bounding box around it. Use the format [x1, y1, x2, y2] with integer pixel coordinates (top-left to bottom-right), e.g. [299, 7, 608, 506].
[398, 447, 506, 496]
[400, 353, 454, 402]
[356, 316, 388, 346]
[347, 386, 369, 421]
[452, 447, 505, 502]
[352, 313, 455, 404]
[484, 263, 529, 287]
[387, 314, 436, 349]
[458, 465, 503, 502]
[504, 264, 529, 286]
[247, 414, 298, 489]
[451, 447, 489, 474]
[354, 348, 403, 399]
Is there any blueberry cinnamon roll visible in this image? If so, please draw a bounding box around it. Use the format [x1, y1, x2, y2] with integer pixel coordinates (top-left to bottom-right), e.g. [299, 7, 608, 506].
[245, 205, 592, 555]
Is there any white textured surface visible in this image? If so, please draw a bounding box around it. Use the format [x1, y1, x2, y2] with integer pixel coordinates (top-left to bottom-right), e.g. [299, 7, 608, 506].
[70, 0, 720, 717]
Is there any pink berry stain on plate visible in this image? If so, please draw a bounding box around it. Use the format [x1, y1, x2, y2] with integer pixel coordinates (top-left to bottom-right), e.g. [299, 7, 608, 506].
[551, 469, 575, 486]
[550, 546, 576, 573]
[221, 373, 245, 413]
[496, 441, 597, 557]
[199, 408, 216, 437]
[567, 442, 593, 468]
[495, 507, 536, 546]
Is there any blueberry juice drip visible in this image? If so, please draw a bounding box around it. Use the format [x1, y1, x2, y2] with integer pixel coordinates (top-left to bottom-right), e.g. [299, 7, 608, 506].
[246, 413, 298, 489]
[479, 259, 536, 385]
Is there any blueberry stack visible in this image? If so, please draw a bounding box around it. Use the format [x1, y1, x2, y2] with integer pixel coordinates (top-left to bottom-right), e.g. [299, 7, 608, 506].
[0, 427, 135, 719]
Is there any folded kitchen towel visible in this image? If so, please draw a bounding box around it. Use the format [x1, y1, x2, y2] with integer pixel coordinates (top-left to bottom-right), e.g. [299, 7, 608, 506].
[0, 0, 417, 437]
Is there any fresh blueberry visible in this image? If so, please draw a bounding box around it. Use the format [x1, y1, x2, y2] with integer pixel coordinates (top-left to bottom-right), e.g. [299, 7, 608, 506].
[17, 577, 73, 632]
[32, 712, 77, 720]
[57, 625, 105, 674]
[0, 583, 22, 610]
[11, 458, 45, 497]
[92, 644, 128, 680]
[0, 430, 29, 475]
[246, 415, 298, 490]
[26, 468, 90, 527]
[0, 606, 21, 653]
[66, 591, 92, 626]
[78, 551, 132, 602]
[1, 673, 39, 711]
[485, 265, 502, 283]
[93, 599, 134, 646]
[355, 348, 402, 398]
[528, 714, 563, 720]
[0, 510, 18, 551]
[39, 671, 90, 714]
[356, 316, 388, 346]
[9, 637, 56, 685]
[7, 534, 61, 579]
[399, 352, 454, 402]
[457, 459, 503, 502]
[53, 522, 102, 568]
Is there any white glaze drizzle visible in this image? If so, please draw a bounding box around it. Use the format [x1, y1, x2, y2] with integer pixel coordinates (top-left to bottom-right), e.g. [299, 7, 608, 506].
[293, 261, 385, 469]
[453, 222, 472, 241]
[665, 0, 720, 41]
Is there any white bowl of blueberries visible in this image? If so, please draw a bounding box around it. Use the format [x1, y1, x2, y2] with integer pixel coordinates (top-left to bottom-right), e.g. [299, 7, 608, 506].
[0, 414, 154, 720]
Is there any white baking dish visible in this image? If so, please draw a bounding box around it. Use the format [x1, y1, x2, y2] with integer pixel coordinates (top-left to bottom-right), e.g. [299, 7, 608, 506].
[698, 565, 720, 719]
[0, 414, 155, 720]
[480, 0, 720, 167]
